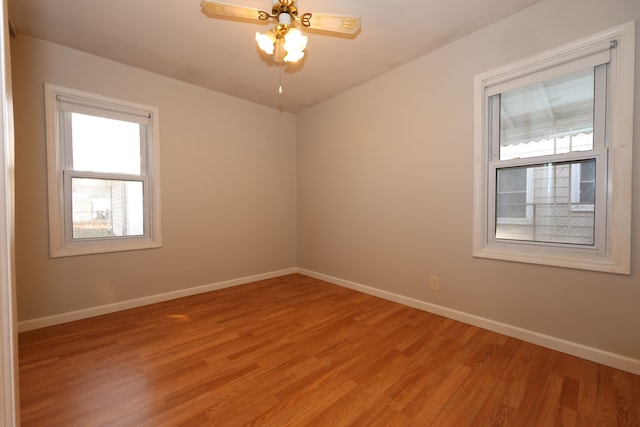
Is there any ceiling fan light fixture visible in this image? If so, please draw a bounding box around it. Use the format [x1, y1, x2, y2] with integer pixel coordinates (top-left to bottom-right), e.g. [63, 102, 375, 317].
[255, 30, 276, 54]
[202, 0, 361, 65]
[283, 27, 307, 62]
[256, 23, 306, 63]
[283, 46, 304, 63]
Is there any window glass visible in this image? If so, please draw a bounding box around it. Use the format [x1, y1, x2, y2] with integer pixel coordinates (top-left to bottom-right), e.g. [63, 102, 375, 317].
[495, 159, 596, 245]
[71, 113, 142, 175]
[496, 168, 527, 218]
[499, 68, 594, 160]
[71, 178, 144, 239]
[578, 161, 595, 203]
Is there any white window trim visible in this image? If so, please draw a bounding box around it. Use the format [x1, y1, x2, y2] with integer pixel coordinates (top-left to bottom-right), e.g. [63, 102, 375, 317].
[44, 84, 162, 257]
[473, 22, 634, 274]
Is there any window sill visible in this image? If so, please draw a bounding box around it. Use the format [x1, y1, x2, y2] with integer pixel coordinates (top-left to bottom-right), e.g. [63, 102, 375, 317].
[50, 239, 162, 258]
[473, 243, 629, 275]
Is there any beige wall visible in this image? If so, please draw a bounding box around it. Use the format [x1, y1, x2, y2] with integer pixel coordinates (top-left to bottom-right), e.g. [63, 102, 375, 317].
[12, 36, 297, 321]
[297, 0, 640, 360]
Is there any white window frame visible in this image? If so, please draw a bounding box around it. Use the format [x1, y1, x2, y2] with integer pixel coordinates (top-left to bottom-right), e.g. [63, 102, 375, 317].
[44, 84, 162, 257]
[473, 22, 635, 274]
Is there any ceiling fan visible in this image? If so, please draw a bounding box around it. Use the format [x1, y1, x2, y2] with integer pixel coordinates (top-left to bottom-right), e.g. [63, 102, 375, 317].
[200, 0, 361, 63]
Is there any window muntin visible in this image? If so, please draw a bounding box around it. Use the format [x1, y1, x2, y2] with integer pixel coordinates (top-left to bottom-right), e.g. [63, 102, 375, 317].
[473, 22, 635, 274]
[45, 84, 162, 257]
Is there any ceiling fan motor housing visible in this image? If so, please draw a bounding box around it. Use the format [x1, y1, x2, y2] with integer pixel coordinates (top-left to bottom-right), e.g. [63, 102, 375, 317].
[272, 0, 298, 18]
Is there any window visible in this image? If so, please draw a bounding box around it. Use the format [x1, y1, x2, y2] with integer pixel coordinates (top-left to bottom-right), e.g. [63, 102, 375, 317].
[473, 22, 635, 274]
[45, 84, 162, 257]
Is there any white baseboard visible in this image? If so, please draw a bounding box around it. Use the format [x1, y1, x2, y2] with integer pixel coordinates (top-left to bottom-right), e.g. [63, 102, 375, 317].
[17, 268, 297, 333]
[297, 268, 640, 376]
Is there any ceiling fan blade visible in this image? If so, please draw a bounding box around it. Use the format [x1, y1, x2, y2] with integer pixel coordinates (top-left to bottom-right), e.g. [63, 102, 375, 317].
[200, 0, 264, 21]
[303, 13, 361, 35]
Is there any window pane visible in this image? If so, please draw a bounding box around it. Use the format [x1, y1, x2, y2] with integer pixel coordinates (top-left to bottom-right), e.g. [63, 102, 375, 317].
[71, 113, 142, 174]
[496, 159, 596, 245]
[496, 168, 527, 218]
[499, 68, 594, 160]
[579, 161, 596, 204]
[72, 178, 144, 239]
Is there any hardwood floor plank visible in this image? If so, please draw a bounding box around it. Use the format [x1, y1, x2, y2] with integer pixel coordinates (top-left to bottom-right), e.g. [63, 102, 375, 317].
[529, 374, 564, 426]
[349, 395, 410, 427]
[469, 378, 513, 426]
[433, 370, 500, 426]
[18, 273, 640, 426]
[244, 372, 357, 427]
[561, 375, 580, 411]
[407, 363, 473, 425]
[308, 349, 409, 426]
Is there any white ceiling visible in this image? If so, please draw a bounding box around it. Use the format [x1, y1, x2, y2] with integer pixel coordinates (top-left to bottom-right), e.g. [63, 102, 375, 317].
[8, 0, 542, 113]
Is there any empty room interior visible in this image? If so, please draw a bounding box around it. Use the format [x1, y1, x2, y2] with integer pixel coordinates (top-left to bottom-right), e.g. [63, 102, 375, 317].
[3, 0, 640, 425]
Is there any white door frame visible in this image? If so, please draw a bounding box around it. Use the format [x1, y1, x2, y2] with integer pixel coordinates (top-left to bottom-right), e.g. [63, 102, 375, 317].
[0, 0, 19, 424]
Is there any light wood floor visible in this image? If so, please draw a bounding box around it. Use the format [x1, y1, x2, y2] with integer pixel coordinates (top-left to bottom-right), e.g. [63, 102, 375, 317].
[19, 274, 640, 426]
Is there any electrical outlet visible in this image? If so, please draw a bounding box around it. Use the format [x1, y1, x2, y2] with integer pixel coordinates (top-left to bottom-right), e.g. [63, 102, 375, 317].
[429, 275, 440, 291]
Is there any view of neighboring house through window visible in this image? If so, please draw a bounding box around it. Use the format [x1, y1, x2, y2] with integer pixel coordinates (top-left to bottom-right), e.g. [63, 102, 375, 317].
[45, 84, 162, 257]
[473, 22, 635, 274]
